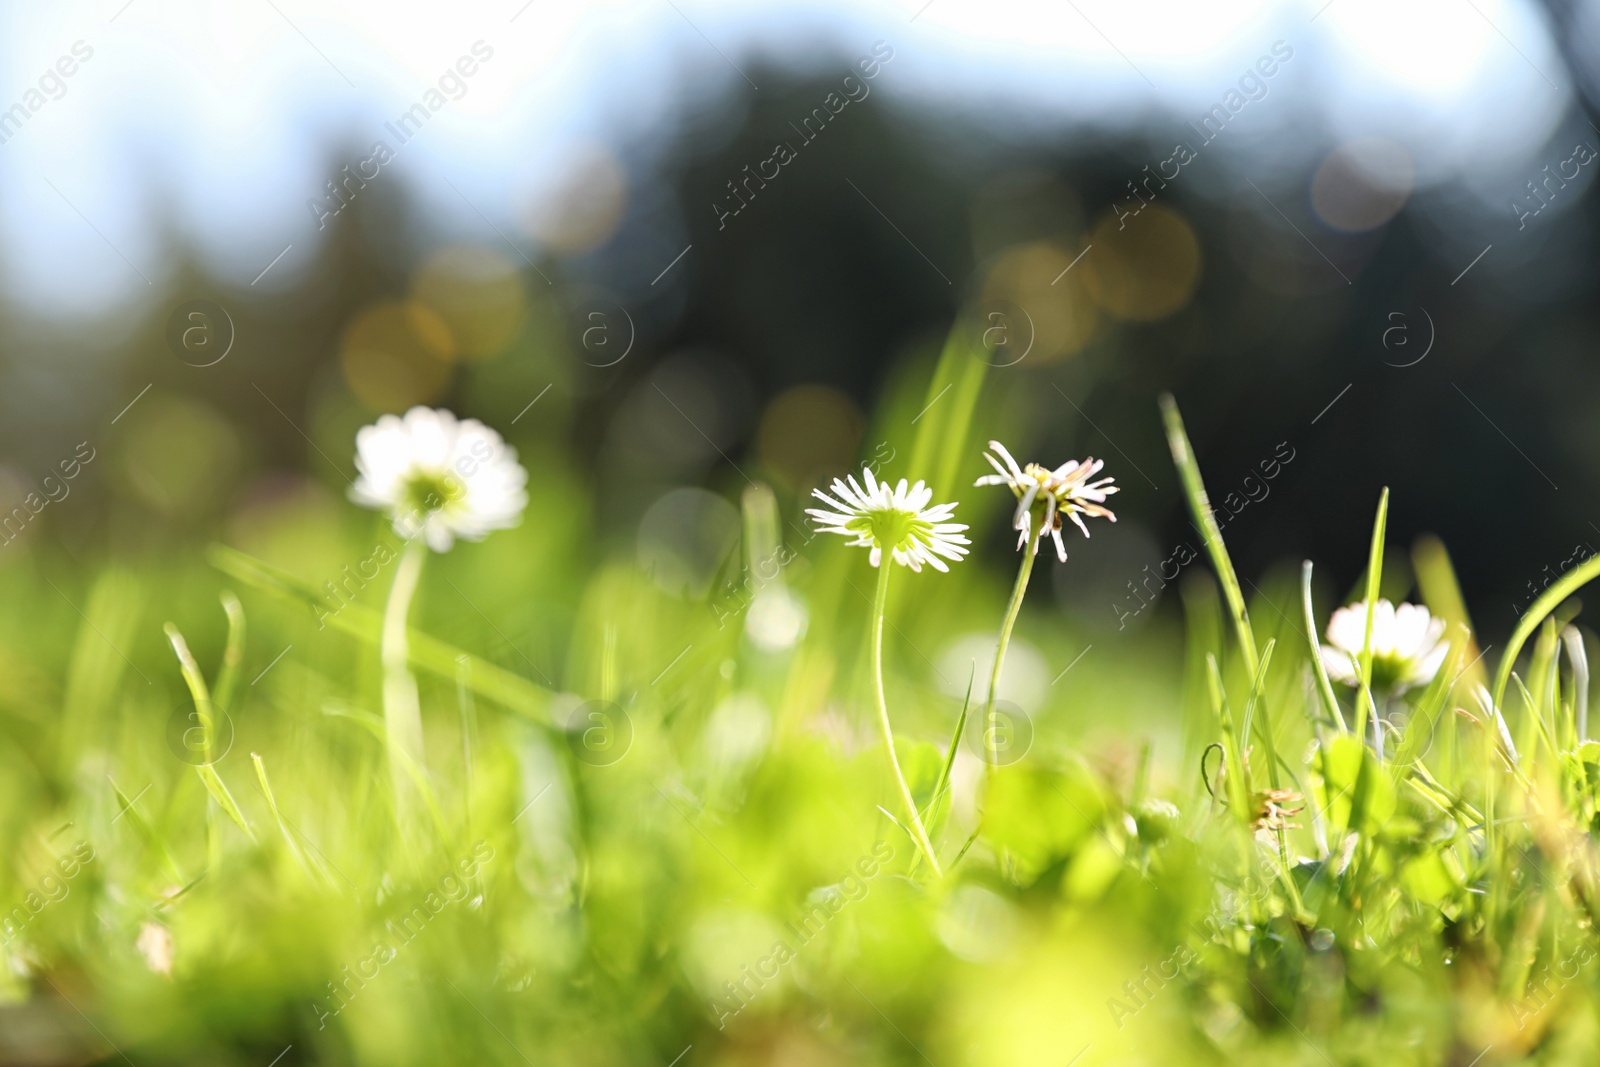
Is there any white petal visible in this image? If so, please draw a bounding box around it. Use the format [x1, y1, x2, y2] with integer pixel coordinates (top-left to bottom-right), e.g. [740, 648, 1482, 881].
[1320, 645, 1360, 685]
[1325, 604, 1367, 653]
[1015, 484, 1039, 528]
[401, 407, 457, 468]
[989, 441, 1025, 480]
[981, 452, 1015, 484]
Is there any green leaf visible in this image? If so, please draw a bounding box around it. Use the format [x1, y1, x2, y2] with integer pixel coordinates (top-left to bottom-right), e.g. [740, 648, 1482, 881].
[1319, 733, 1395, 834]
[983, 764, 1104, 879]
[1400, 851, 1457, 904]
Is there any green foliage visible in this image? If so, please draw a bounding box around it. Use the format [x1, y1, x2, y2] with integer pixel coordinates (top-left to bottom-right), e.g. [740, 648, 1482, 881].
[6, 376, 1600, 1066]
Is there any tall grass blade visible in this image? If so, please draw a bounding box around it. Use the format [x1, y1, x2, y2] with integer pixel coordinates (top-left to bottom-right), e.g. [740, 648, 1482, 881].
[457, 654, 477, 841]
[209, 544, 554, 727]
[906, 328, 988, 497]
[1353, 488, 1389, 744]
[214, 590, 246, 716]
[57, 568, 143, 777]
[251, 752, 314, 881]
[742, 482, 781, 574]
[325, 704, 457, 855]
[194, 764, 255, 842]
[1241, 640, 1281, 789]
[1492, 552, 1600, 710]
[1413, 535, 1486, 692]
[1206, 654, 1251, 824]
[164, 623, 256, 842]
[933, 353, 988, 501]
[922, 660, 975, 829]
[109, 776, 185, 886]
[1564, 626, 1589, 741]
[1180, 572, 1224, 793]
[1389, 627, 1464, 777]
[1301, 561, 1347, 733]
[1160, 395, 1257, 677]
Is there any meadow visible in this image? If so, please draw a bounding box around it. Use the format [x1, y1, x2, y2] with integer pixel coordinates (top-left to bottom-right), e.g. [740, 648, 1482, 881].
[2, 325, 1597, 1067]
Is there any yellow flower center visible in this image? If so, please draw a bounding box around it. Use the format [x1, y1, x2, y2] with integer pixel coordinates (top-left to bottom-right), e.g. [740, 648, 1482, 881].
[847, 508, 925, 553]
[400, 471, 464, 519]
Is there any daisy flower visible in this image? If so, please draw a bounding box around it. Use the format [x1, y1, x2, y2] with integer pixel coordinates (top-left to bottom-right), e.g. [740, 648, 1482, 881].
[1321, 599, 1447, 693]
[806, 469, 970, 572]
[974, 440, 1118, 562]
[350, 406, 528, 552]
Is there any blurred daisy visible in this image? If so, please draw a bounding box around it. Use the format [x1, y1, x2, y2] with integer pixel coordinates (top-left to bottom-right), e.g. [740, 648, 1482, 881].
[350, 407, 528, 552]
[1321, 599, 1446, 693]
[974, 440, 1118, 562]
[806, 470, 970, 572]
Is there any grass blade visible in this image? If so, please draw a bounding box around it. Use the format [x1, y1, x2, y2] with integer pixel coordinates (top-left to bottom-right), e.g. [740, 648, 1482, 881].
[324, 704, 457, 854]
[1564, 626, 1589, 741]
[1353, 488, 1389, 744]
[214, 590, 246, 716]
[109, 776, 185, 886]
[1180, 571, 1224, 795]
[922, 660, 975, 828]
[1160, 395, 1257, 677]
[906, 328, 989, 497]
[165, 623, 257, 843]
[1301, 561, 1347, 733]
[195, 764, 256, 842]
[164, 623, 220, 766]
[1206, 654, 1251, 824]
[1241, 639, 1281, 791]
[1491, 552, 1600, 711]
[1413, 535, 1485, 692]
[58, 568, 144, 776]
[1389, 626, 1465, 776]
[251, 752, 315, 881]
[209, 543, 554, 727]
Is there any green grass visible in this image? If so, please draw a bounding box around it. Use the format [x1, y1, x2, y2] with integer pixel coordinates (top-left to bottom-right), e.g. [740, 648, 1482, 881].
[4, 335, 1600, 1066]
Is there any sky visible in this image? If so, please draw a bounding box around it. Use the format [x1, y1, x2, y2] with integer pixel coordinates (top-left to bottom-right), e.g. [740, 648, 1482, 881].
[0, 0, 1579, 318]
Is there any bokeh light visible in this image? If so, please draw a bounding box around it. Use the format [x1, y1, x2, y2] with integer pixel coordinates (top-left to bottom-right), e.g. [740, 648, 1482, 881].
[978, 241, 1099, 363]
[411, 246, 528, 362]
[1310, 137, 1416, 232]
[520, 144, 629, 255]
[117, 393, 241, 517]
[1083, 204, 1201, 321]
[339, 301, 456, 411]
[755, 385, 865, 490]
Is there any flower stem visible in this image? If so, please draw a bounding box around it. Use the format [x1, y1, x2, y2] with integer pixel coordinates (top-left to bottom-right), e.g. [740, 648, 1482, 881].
[869, 559, 943, 877]
[383, 540, 428, 823]
[983, 536, 1037, 769]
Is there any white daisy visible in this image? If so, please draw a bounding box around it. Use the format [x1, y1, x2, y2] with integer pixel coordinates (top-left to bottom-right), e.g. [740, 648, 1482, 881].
[974, 440, 1118, 562]
[350, 406, 528, 552]
[806, 469, 970, 572]
[1320, 599, 1447, 693]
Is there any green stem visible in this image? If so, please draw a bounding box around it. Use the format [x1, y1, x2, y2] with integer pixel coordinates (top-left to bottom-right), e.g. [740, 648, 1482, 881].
[869, 559, 943, 877]
[984, 538, 1036, 770]
[383, 540, 428, 823]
